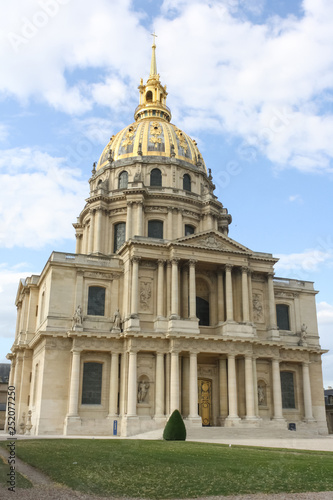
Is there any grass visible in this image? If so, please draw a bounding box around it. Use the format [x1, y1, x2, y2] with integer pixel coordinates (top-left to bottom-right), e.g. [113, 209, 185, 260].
[0, 453, 33, 489]
[1, 439, 333, 498]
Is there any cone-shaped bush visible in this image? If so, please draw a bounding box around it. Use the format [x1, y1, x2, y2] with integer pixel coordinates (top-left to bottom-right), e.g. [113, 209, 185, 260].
[163, 409, 186, 441]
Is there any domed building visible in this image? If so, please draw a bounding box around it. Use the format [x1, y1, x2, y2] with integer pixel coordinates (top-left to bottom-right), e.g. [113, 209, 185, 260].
[7, 41, 328, 437]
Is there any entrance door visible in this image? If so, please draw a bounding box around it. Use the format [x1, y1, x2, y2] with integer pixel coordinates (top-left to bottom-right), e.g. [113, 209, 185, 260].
[198, 379, 212, 426]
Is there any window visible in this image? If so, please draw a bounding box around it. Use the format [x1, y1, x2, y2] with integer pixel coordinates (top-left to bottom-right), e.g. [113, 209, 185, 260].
[82, 362, 102, 405]
[185, 224, 195, 236]
[276, 304, 290, 330]
[118, 171, 128, 189]
[148, 220, 163, 239]
[183, 173, 191, 191]
[280, 371, 296, 409]
[150, 168, 162, 187]
[146, 90, 153, 102]
[196, 297, 210, 326]
[87, 286, 105, 316]
[114, 222, 126, 252]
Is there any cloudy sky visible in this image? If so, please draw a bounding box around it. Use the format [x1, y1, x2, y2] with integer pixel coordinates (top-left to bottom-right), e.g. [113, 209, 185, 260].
[1, 0, 333, 386]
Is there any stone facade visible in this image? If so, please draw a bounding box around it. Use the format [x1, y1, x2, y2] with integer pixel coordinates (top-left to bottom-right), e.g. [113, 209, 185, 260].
[6, 43, 328, 437]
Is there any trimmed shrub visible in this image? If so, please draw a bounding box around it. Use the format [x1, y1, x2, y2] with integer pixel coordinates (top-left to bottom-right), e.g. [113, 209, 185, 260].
[163, 410, 186, 441]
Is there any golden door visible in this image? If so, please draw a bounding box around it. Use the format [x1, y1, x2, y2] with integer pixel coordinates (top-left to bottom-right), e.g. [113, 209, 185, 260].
[198, 379, 212, 426]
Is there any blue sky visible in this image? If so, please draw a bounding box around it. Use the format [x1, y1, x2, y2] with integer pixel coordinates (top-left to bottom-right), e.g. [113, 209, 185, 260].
[1, 0, 333, 386]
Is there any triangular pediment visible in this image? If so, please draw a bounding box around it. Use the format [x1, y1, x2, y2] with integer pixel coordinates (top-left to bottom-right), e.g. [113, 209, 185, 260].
[174, 230, 252, 254]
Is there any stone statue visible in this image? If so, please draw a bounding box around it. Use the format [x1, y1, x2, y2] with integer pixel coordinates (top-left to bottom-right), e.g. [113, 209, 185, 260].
[133, 171, 142, 182]
[137, 380, 150, 403]
[72, 305, 82, 330]
[257, 384, 266, 406]
[299, 323, 308, 346]
[111, 308, 121, 331]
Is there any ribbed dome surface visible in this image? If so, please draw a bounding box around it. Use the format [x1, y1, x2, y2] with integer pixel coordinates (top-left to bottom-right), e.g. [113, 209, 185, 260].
[96, 119, 206, 172]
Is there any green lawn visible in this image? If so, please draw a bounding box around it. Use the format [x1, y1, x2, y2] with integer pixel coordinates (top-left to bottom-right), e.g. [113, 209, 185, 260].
[0, 453, 33, 489]
[1, 439, 333, 498]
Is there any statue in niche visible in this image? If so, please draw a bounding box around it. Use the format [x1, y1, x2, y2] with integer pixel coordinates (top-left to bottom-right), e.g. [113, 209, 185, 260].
[72, 305, 83, 330]
[257, 383, 266, 406]
[133, 170, 142, 182]
[111, 308, 121, 332]
[137, 380, 150, 403]
[298, 323, 308, 346]
[253, 294, 263, 322]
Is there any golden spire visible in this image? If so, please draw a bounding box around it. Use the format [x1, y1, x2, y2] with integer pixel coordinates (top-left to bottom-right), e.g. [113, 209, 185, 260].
[150, 32, 158, 77]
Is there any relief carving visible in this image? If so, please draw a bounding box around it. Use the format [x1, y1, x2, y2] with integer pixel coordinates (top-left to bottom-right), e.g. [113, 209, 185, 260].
[140, 282, 152, 311]
[252, 293, 264, 323]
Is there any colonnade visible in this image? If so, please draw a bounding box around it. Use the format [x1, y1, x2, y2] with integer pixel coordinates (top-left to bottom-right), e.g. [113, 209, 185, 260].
[66, 350, 315, 423]
[127, 257, 277, 327]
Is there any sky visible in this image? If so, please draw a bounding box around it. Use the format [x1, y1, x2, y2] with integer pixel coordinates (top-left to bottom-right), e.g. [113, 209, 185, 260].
[0, 0, 333, 387]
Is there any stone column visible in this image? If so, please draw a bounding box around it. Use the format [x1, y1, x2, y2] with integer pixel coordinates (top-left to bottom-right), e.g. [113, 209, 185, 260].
[217, 268, 224, 323]
[127, 351, 137, 416]
[167, 208, 173, 240]
[157, 260, 165, 318]
[302, 362, 314, 421]
[131, 257, 140, 317]
[75, 234, 82, 254]
[189, 352, 199, 418]
[245, 355, 256, 419]
[241, 267, 250, 322]
[182, 266, 189, 318]
[177, 209, 183, 238]
[189, 260, 197, 319]
[136, 202, 143, 237]
[268, 273, 278, 337]
[94, 208, 103, 253]
[272, 358, 284, 420]
[126, 202, 133, 240]
[225, 265, 234, 322]
[219, 358, 228, 420]
[155, 352, 165, 417]
[170, 350, 179, 413]
[87, 210, 95, 254]
[108, 352, 119, 416]
[226, 354, 239, 420]
[67, 350, 81, 416]
[253, 357, 259, 417]
[166, 261, 171, 317]
[170, 259, 180, 319]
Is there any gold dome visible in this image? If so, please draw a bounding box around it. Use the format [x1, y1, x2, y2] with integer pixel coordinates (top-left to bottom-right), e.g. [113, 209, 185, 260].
[96, 119, 206, 171]
[96, 37, 206, 172]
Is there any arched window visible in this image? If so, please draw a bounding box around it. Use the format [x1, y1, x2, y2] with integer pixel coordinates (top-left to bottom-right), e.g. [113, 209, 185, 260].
[148, 220, 163, 239]
[114, 222, 126, 252]
[150, 168, 162, 187]
[87, 286, 105, 316]
[196, 278, 210, 326]
[146, 90, 153, 102]
[196, 297, 210, 326]
[82, 362, 103, 405]
[118, 171, 128, 189]
[185, 224, 195, 236]
[276, 304, 290, 330]
[280, 371, 296, 409]
[183, 173, 191, 191]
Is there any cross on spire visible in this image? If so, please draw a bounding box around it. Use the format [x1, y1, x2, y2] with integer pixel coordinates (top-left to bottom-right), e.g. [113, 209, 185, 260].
[151, 32, 158, 46]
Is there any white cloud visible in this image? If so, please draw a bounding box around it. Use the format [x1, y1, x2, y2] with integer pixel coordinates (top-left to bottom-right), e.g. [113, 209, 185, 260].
[317, 301, 333, 387]
[275, 248, 333, 273]
[1, 1, 333, 172]
[0, 267, 36, 342]
[288, 194, 303, 203]
[0, 147, 87, 248]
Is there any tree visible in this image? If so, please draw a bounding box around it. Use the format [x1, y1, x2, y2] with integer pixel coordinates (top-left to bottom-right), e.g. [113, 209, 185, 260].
[163, 410, 186, 441]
